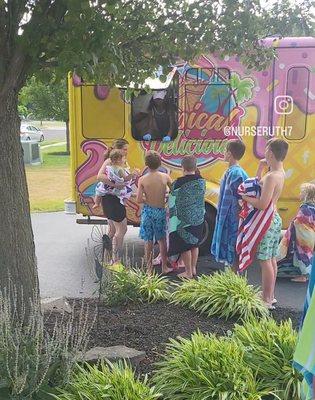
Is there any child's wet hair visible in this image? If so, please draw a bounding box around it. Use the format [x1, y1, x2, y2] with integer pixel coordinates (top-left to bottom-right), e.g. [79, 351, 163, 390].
[113, 138, 129, 149]
[145, 150, 161, 170]
[300, 183, 315, 204]
[109, 149, 124, 163]
[267, 138, 288, 161]
[182, 155, 197, 172]
[226, 140, 246, 160]
[104, 138, 129, 160]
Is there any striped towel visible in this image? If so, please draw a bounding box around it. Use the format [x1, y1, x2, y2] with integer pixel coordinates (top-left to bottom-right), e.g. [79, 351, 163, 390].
[278, 203, 315, 276]
[236, 177, 274, 272]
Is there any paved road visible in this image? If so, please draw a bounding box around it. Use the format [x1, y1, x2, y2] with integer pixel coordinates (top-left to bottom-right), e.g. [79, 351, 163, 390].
[42, 127, 66, 142]
[32, 212, 307, 310]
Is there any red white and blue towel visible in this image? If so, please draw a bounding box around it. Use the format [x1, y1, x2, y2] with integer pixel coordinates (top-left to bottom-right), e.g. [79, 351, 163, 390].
[236, 177, 274, 272]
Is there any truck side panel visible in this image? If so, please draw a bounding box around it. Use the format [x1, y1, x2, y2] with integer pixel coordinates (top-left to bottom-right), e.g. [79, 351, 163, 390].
[68, 38, 315, 229]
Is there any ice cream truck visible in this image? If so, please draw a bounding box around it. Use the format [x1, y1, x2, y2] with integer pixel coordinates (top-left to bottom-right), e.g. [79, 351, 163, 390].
[68, 36, 315, 254]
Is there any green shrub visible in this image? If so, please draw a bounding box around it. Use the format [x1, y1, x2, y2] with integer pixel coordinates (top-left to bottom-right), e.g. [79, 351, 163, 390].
[102, 268, 170, 306]
[0, 289, 92, 399]
[153, 331, 273, 400]
[137, 270, 170, 303]
[53, 361, 161, 400]
[233, 318, 302, 400]
[102, 268, 141, 305]
[171, 269, 269, 320]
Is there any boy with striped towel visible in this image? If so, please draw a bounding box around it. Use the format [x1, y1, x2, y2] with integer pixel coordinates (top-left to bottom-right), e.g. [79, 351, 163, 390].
[240, 138, 288, 309]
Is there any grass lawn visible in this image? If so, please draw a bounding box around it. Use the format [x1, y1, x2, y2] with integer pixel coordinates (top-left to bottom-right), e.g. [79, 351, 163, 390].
[40, 139, 65, 147]
[26, 120, 66, 129]
[26, 144, 71, 212]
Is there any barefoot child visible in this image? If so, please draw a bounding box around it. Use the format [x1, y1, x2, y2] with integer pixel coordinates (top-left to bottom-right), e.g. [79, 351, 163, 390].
[211, 140, 248, 270]
[168, 156, 206, 279]
[136, 151, 173, 275]
[241, 138, 288, 308]
[93, 149, 134, 209]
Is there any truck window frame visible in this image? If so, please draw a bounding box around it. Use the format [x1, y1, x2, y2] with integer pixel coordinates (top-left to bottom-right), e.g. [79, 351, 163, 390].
[183, 67, 234, 134]
[284, 66, 310, 141]
[130, 80, 179, 142]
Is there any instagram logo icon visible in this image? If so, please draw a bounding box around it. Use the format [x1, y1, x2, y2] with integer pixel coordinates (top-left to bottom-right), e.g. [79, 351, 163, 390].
[274, 95, 293, 115]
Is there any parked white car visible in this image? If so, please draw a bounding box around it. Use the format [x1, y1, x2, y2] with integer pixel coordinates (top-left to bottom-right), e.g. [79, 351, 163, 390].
[20, 124, 44, 142]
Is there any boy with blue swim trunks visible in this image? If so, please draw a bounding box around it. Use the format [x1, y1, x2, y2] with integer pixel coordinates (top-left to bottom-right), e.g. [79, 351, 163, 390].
[136, 151, 173, 275]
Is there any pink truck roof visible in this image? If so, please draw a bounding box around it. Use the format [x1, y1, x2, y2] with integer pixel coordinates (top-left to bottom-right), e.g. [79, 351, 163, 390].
[260, 36, 315, 48]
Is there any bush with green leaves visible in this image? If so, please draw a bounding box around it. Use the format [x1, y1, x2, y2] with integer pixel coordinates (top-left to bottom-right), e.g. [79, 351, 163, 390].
[53, 361, 161, 400]
[233, 318, 302, 400]
[153, 330, 273, 400]
[0, 288, 92, 399]
[171, 269, 269, 320]
[102, 268, 141, 305]
[102, 268, 170, 306]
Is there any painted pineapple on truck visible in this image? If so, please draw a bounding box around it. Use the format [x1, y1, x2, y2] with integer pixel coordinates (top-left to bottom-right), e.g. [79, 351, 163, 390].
[68, 37, 315, 254]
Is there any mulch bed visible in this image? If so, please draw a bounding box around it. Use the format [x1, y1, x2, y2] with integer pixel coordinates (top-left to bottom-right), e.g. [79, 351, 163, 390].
[45, 300, 302, 377]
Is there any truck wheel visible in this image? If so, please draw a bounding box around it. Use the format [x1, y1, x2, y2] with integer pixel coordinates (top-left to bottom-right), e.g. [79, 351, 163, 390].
[199, 204, 216, 256]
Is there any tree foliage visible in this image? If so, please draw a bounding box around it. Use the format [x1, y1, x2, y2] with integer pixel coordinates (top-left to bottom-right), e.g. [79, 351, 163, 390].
[0, 0, 313, 96]
[19, 76, 68, 121]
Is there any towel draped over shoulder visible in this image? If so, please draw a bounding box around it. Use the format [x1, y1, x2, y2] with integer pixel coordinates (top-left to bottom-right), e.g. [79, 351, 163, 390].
[236, 177, 274, 272]
[168, 174, 206, 260]
[211, 165, 248, 265]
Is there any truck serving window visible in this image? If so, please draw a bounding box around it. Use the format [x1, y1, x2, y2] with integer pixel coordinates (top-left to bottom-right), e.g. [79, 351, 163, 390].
[284, 67, 310, 140]
[131, 79, 178, 141]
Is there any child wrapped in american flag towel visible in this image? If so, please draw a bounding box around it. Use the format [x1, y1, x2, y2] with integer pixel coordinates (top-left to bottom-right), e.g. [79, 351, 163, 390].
[236, 177, 274, 272]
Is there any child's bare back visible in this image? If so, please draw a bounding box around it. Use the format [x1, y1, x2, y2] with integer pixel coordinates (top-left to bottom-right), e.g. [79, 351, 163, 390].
[139, 171, 171, 208]
[260, 169, 285, 207]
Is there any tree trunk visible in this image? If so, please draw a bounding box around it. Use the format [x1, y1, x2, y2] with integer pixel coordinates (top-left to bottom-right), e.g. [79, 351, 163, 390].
[0, 89, 39, 309]
[66, 120, 70, 155]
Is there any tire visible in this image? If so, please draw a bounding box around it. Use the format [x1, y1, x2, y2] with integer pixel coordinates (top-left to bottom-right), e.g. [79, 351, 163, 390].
[40, 135, 44, 142]
[26, 136, 31, 141]
[199, 204, 216, 256]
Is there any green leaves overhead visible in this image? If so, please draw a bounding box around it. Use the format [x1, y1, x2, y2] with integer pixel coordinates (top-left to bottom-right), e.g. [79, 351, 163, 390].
[19, 76, 68, 121]
[1, 0, 313, 92]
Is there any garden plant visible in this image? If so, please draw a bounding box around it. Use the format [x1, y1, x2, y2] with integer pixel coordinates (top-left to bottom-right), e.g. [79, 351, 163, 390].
[171, 269, 269, 320]
[233, 318, 302, 400]
[0, 288, 92, 399]
[153, 330, 273, 400]
[53, 361, 161, 400]
[102, 268, 170, 306]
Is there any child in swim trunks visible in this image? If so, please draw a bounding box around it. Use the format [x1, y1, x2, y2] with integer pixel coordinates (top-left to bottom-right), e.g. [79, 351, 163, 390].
[136, 151, 173, 275]
[93, 149, 133, 209]
[241, 138, 288, 309]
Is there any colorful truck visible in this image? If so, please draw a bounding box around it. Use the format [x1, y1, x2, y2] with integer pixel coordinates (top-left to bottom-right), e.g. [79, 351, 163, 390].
[68, 36, 315, 254]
